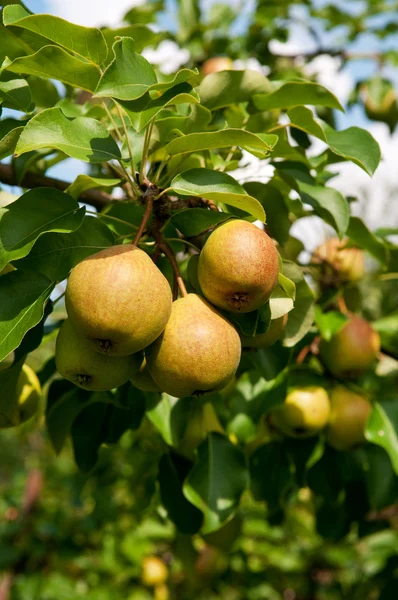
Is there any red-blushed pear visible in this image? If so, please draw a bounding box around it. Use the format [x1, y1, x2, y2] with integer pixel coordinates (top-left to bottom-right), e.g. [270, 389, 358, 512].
[140, 556, 168, 587]
[56, 319, 142, 392]
[319, 316, 380, 378]
[65, 245, 172, 356]
[130, 356, 161, 393]
[198, 220, 279, 313]
[326, 386, 372, 450]
[312, 237, 365, 283]
[0, 364, 41, 428]
[146, 294, 241, 398]
[240, 314, 288, 348]
[270, 386, 331, 438]
[201, 56, 233, 75]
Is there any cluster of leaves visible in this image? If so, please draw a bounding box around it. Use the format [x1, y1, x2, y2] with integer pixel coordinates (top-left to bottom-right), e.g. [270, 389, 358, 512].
[0, 1, 398, 598]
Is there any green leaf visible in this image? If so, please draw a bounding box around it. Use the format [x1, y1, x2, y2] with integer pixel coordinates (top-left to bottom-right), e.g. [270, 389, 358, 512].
[65, 175, 121, 200]
[288, 106, 381, 176]
[269, 284, 294, 319]
[315, 307, 348, 341]
[102, 25, 162, 57]
[244, 182, 290, 244]
[373, 313, 398, 356]
[170, 169, 266, 221]
[282, 261, 315, 347]
[94, 37, 157, 100]
[15, 108, 121, 162]
[253, 80, 343, 111]
[71, 402, 109, 472]
[0, 78, 32, 111]
[0, 187, 85, 272]
[346, 216, 389, 264]
[146, 393, 193, 447]
[0, 358, 24, 426]
[166, 129, 277, 158]
[171, 208, 231, 237]
[0, 270, 54, 362]
[298, 181, 350, 236]
[366, 401, 398, 475]
[0, 118, 23, 159]
[3, 45, 101, 92]
[249, 442, 293, 515]
[183, 433, 248, 534]
[3, 5, 108, 65]
[199, 69, 271, 110]
[16, 216, 114, 282]
[158, 453, 204, 535]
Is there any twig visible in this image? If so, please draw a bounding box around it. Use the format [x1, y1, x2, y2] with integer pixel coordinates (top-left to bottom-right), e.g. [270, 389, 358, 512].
[132, 193, 154, 246]
[159, 241, 187, 298]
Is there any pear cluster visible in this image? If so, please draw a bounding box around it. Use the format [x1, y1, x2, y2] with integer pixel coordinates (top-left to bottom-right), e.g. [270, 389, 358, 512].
[56, 220, 280, 397]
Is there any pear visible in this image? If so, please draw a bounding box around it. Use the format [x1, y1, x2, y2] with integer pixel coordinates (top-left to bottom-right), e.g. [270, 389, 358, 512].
[202, 56, 233, 75]
[320, 316, 380, 378]
[146, 294, 241, 398]
[270, 386, 330, 438]
[312, 238, 365, 283]
[326, 386, 371, 450]
[241, 314, 288, 348]
[131, 356, 161, 393]
[0, 364, 41, 428]
[198, 220, 279, 313]
[65, 245, 172, 356]
[56, 319, 142, 391]
[141, 556, 168, 587]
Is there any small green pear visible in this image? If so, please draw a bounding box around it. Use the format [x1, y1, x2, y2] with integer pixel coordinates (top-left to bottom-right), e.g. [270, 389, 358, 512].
[131, 356, 161, 393]
[270, 386, 330, 438]
[56, 319, 141, 391]
[0, 364, 40, 428]
[320, 316, 380, 378]
[65, 245, 172, 356]
[198, 220, 279, 313]
[146, 294, 241, 398]
[241, 314, 288, 348]
[326, 386, 371, 451]
[312, 238, 365, 283]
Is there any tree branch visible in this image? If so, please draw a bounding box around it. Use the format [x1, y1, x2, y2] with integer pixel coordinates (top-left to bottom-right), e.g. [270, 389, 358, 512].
[0, 163, 115, 210]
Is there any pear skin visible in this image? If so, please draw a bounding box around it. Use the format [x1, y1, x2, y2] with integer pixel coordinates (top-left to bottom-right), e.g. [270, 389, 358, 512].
[320, 316, 380, 378]
[146, 294, 241, 398]
[241, 314, 288, 348]
[270, 386, 330, 438]
[326, 386, 371, 451]
[56, 319, 141, 391]
[312, 238, 365, 283]
[131, 356, 161, 393]
[198, 220, 279, 313]
[65, 245, 172, 356]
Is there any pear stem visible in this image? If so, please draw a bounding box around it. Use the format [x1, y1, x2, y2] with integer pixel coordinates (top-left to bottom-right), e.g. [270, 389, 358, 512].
[159, 241, 188, 298]
[132, 194, 154, 246]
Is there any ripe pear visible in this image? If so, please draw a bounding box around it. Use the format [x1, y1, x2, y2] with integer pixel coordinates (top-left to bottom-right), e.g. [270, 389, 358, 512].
[0, 364, 40, 428]
[146, 294, 241, 398]
[131, 356, 161, 393]
[56, 319, 142, 391]
[202, 57, 233, 75]
[270, 386, 330, 438]
[326, 386, 371, 450]
[312, 238, 365, 283]
[65, 245, 172, 356]
[241, 314, 288, 348]
[320, 316, 380, 378]
[198, 220, 279, 313]
[141, 556, 168, 587]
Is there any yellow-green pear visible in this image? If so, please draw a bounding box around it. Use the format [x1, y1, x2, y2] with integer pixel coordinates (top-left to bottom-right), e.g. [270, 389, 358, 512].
[131, 356, 161, 393]
[270, 386, 330, 438]
[56, 319, 141, 391]
[320, 316, 380, 378]
[198, 220, 279, 313]
[241, 314, 288, 348]
[312, 238, 365, 283]
[146, 294, 241, 398]
[141, 556, 168, 587]
[0, 364, 41, 428]
[326, 386, 371, 450]
[65, 245, 172, 356]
